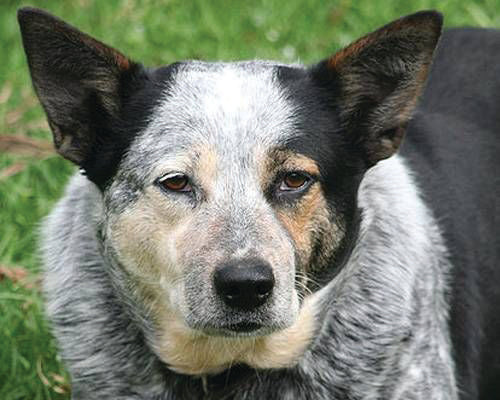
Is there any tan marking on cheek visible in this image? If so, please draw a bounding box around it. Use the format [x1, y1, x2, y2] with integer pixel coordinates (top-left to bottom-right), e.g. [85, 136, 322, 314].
[153, 296, 318, 375]
[109, 190, 195, 286]
[110, 198, 163, 280]
[260, 149, 342, 270]
[245, 295, 317, 369]
[109, 192, 203, 343]
[277, 185, 342, 270]
[195, 146, 218, 196]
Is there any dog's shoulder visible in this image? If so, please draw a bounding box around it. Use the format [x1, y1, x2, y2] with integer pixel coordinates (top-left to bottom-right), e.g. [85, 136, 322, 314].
[400, 26, 500, 397]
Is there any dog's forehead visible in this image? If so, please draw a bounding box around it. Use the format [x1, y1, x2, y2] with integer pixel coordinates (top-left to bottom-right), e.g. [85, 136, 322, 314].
[124, 61, 301, 177]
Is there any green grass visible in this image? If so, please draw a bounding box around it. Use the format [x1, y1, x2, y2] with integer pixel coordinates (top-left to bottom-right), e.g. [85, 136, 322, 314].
[1, 0, 500, 398]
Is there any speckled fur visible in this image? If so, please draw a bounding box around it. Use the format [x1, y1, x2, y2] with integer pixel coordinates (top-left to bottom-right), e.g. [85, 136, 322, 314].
[42, 155, 457, 399]
[22, 8, 459, 399]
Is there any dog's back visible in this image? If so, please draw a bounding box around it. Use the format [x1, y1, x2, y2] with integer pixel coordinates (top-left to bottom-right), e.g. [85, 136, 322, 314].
[403, 28, 500, 399]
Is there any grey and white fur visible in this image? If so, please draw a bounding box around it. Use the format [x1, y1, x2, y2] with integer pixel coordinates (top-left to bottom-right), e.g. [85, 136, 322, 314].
[42, 156, 457, 399]
[18, 6, 500, 400]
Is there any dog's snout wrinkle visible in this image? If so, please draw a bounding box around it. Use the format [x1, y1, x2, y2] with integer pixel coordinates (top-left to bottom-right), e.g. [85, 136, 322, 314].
[214, 258, 275, 310]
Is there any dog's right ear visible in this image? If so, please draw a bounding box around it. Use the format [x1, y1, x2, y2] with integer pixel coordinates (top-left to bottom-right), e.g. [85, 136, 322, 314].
[18, 7, 141, 166]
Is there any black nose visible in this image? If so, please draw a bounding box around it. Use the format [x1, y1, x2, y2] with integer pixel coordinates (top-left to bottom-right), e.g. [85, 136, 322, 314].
[214, 259, 275, 310]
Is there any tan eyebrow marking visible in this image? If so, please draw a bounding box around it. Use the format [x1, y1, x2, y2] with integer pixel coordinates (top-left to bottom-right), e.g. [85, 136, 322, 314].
[259, 148, 321, 190]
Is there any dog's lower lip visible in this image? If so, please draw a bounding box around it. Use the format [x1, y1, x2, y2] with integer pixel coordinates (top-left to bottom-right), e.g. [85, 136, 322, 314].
[225, 322, 262, 332]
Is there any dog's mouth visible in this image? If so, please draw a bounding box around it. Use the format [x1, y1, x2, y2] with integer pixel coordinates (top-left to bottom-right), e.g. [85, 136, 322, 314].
[197, 320, 279, 338]
[224, 321, 262, 332]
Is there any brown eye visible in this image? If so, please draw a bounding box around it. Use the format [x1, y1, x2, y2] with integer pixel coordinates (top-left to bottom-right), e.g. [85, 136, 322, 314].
[280, 172, 310, 191]
[158, 173, 191, 192]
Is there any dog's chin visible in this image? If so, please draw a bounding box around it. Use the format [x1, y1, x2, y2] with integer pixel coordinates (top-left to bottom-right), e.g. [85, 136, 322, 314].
[183, 300, 302, 339]
[200, 322, 278, 338]
[154, 300, 315, 375]
[186, 315, 294, 338]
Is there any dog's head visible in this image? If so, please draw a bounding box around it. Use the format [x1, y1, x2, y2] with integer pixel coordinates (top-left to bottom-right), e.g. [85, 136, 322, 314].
[19, 8, 442, 374]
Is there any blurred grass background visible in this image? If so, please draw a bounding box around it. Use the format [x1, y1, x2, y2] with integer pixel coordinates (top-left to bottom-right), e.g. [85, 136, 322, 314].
[1, 0, 500, 398]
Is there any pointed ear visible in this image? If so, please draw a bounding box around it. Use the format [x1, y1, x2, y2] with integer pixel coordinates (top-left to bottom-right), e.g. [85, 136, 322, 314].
[312, 11, 442, 166]
[18, 7, 141, 165]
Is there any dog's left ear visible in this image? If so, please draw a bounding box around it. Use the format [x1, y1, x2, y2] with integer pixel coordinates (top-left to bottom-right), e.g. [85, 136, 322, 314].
[312, 11, 442, 166]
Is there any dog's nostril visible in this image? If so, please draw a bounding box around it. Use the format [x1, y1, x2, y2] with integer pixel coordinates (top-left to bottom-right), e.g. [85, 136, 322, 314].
[224, 284, 240, 300]
[256, 281, 273, 296]
[214, 258, 275, 310]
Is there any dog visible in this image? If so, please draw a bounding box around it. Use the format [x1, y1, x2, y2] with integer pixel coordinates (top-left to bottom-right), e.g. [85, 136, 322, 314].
[18, 6, 500, 399]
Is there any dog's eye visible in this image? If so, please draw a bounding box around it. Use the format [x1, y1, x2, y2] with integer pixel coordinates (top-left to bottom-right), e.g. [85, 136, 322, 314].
[158, 173, 192, 192]
[279, 172, 310, 191]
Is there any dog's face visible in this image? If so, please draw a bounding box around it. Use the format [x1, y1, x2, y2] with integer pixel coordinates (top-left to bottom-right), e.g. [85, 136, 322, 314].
[102, 64, 347, 373]
[19, 8, 442, 374]
[109, 64, 320, 333]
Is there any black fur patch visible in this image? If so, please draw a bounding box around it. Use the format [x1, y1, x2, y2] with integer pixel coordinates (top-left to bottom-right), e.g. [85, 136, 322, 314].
[18, 7, 182, 189]
[82, 64, 181, 189]
[401, 28, 500, 398]
[276, 65, 365, 289]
